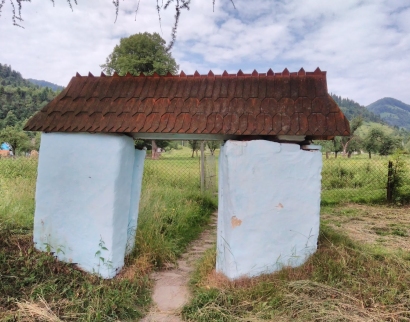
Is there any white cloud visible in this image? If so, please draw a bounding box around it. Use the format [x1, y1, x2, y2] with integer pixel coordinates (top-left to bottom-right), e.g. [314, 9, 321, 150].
[0, 0, 409, 106]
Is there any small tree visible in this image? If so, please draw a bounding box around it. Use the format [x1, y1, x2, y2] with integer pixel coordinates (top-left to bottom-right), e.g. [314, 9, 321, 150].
[188, 140, 200, 158]
[207, 141, 220, 156]
[101, 32, 179, 76]
[333, 137, 343, 158]
[341, 117, 363, 156]
[314, 140, 333, 159]
[0, 126, 31, 155]
[363, 127, 400, 158]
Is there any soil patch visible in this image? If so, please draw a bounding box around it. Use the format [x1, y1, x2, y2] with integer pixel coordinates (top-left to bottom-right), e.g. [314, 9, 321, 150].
[322, 204, 410, 252]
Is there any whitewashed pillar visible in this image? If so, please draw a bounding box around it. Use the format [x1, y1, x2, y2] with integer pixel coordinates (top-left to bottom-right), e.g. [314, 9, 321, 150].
[216, 140, 322, 279]
[33, 133, 145, 278]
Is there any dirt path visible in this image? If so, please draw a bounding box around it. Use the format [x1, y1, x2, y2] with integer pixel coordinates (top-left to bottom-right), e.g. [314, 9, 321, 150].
[141, 213, 217, 322]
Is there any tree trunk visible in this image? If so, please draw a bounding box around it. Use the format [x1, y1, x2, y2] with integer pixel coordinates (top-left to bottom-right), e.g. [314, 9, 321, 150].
[326, 151, 329, 159]
[348, 151, 352, 158]
[368, 151, 371, 159]
[152, 140, 158, 160]
[335, 152, 338, 158]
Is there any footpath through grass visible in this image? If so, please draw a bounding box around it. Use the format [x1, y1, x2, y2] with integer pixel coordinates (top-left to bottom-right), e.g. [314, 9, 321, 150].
[0, 156, 216, 321]
[183, 204, 410, 321]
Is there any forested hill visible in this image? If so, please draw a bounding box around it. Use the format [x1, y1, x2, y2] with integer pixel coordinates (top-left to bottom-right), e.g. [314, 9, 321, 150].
[331, 94, 384, 123]
[366, 97, 410, 130]
[28, 78, 64, 92]
[0, 63, 59, 128]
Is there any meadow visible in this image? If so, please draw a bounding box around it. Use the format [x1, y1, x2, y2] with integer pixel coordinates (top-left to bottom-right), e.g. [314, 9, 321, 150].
[0, 150, 216, 321]
[1, 148, 410, 321]
[321, 153, 410, 205]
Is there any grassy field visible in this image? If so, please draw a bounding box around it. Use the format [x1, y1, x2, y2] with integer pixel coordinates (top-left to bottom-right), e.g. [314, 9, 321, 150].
[183, 204, 410, 321]
[0, 152, 216, 321]
[321, 153, 410, 205]
[1, 146, 410, 321]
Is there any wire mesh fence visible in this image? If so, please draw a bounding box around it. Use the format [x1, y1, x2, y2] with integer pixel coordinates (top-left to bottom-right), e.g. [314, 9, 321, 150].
[143, 147, 201, 190]
[145, 146, 410, 205]
[2, 146, 410, 205]
[202, 151, 217, 195]
[321, 154, 410, 204]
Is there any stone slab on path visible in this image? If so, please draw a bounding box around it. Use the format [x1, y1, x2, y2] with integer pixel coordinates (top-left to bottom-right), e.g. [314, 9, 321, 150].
[141, 213, 217, 322]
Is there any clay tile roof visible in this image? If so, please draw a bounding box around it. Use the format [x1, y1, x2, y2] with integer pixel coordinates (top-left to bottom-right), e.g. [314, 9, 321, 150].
[24, 69, 350, 139]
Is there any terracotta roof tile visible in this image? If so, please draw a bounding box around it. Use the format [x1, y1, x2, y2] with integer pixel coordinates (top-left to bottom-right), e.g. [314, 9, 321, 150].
[24, 69, 350, 138]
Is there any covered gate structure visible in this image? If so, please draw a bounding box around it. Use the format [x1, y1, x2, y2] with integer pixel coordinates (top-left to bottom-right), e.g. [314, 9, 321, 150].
[25, 68, 350, 279]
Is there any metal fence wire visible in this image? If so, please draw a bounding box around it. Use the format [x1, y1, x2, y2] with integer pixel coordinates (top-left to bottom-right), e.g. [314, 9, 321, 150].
[143, 145, 410, 205]
[3, 144, 409, 205]
[321, 154, 410, 204]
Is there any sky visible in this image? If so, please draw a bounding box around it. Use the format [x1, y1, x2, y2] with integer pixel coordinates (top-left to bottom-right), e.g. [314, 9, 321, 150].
[0, 0, 409, 106]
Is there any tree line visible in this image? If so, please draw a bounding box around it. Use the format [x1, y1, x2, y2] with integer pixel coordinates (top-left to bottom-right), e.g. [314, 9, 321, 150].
[315, 117, 410, 159]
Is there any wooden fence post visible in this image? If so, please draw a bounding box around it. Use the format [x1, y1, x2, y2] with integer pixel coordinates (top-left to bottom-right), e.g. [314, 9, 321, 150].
[387, 160, 393, 203]
[200, 141, 205, 193]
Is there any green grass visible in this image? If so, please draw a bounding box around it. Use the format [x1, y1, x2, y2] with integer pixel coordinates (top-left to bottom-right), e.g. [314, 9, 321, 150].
[0, 155, 216, 321]
[321, 155, 410, 205]
[182, 221, 410, 321]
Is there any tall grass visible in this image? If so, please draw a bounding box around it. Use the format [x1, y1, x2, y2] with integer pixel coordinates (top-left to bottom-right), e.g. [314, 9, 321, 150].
[321, 156, 410, 205]
[183, 223, 410, 321]
[0, 156, 216, 321]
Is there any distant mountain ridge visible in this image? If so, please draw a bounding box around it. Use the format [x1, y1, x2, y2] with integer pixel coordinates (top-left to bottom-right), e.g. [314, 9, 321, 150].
[366, 97, 410, 130]
[0, 63, 58, 124]
[331, 94, 384, 123]
[27, 78, 64, 92]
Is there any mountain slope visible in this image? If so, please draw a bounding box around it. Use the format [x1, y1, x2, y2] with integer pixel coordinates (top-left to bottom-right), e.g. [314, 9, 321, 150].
[27, 78, 64, 92]
[0, 63, 58, 126]
[331, 94, 384, 123]
[367, 97, 410, 130]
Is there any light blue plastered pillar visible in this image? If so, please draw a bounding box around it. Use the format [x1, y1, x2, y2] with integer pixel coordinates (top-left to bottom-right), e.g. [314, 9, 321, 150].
[34, 132, 145, 278]
[216, 140, 322, 280]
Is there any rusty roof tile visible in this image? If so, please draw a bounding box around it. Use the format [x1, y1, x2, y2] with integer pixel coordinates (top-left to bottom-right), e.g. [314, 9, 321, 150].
[261, 98, 278, 115]
[254, 114, 265, 134]
[173, 113, 185, 132]
[212, 77, 222, 100]
[238, 114, 248, 134]
[263, 115, 273, 134]
[24, 69, 350, 138]
[297, 113, 309, 135]
[245, 98, 261, 116]
[271, 114, 281, 134]
[168, 97, 184, 115]
[290, 113, 299, 134]
[157, 113, 170, 132]
[280, 115, 291, 135]
[163, 113, 177, 132]
[212, 114, 223, 134]
[204, 78, 214, 98]
[205, 113, 216, 133]
[245, 115, 256, 135]
[179, 113, 192, 133]
[122, 98, 138, 116]
[153, 98, 169, 116]
[189, 114, 201, 133]
[312, 97, 328, 114]
[189, 77, 201, 97]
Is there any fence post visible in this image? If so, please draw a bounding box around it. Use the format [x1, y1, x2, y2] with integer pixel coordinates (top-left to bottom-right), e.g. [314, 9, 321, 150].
[387, 160, 393, 203]
[200, 141, 205, 193]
